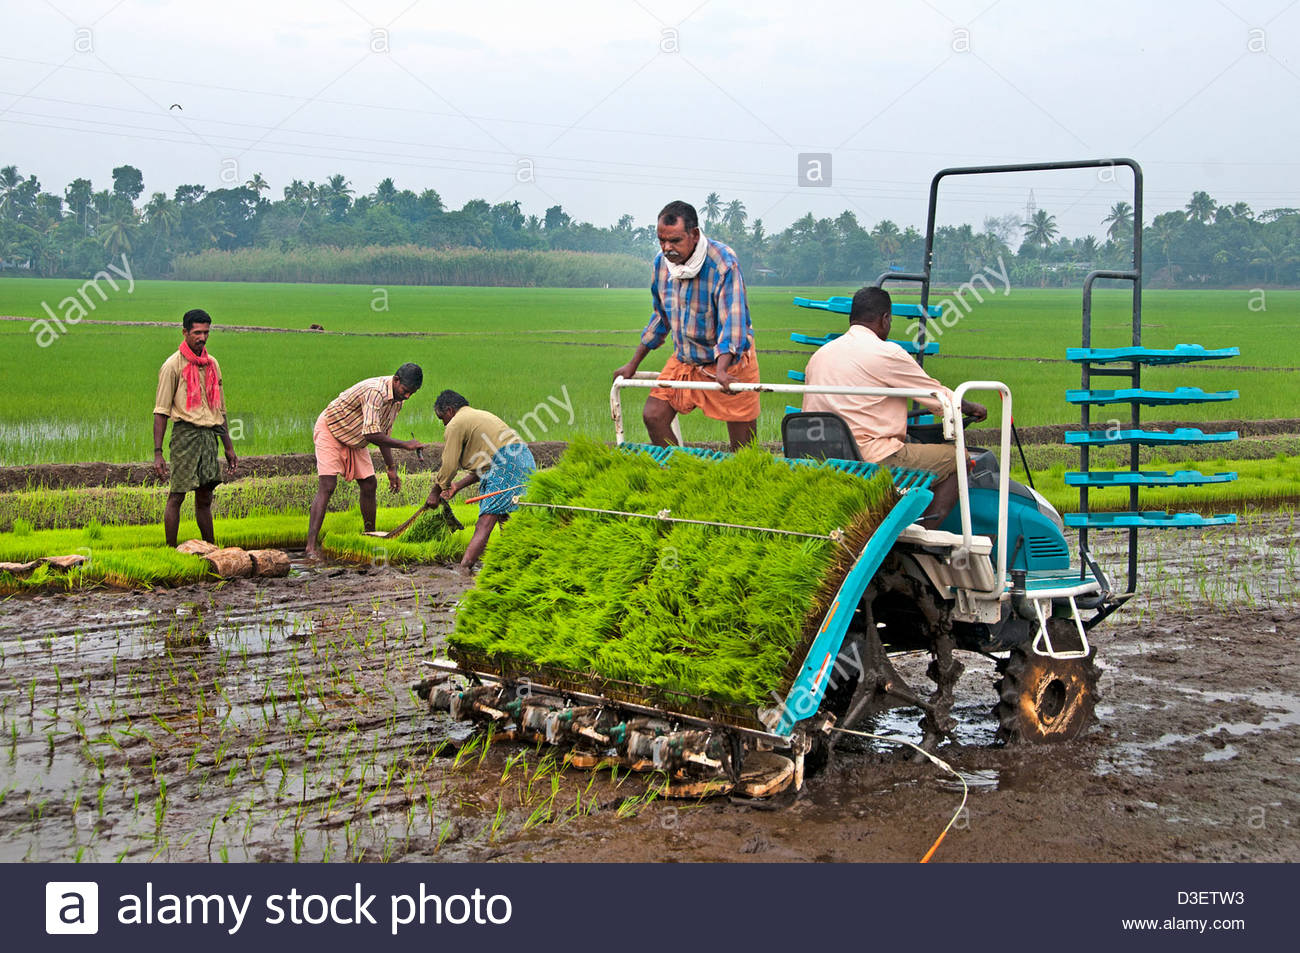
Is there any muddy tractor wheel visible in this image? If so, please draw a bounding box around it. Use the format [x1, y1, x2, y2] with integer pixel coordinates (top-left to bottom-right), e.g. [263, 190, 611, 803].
[994, 639, 1100, 744]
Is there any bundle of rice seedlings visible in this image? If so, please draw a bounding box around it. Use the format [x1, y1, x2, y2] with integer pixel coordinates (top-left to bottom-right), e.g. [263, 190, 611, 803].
[89, 549, 213, 588]
[0, 548, 212, 594]
[401, 506, 461, 543]
[450, 439, 900, 719]
[321, 525, 471, 565]
[0, 503, 476, 592]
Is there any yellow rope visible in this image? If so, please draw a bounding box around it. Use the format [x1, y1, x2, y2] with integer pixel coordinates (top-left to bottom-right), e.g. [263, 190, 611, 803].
[829, 726, 969, 863]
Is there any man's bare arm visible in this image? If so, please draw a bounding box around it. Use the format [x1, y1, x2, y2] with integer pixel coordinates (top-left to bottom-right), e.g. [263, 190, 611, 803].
[614, 343, 654, 381]
[152, 413, 170, 478]
[713, 352, 737, 392]
[363, 432, 422, 452]
[220, 414, 238, 470]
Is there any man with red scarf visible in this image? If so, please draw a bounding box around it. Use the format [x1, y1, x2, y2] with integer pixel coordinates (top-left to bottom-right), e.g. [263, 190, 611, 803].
[152, 309, 238, 547]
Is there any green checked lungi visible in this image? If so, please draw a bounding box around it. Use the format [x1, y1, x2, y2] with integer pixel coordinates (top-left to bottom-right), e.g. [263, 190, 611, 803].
[478, 443, 536, 515]
[169, 420, 223, 493]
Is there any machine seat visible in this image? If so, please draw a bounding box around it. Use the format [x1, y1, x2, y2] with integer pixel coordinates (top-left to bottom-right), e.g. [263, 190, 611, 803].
[781, 412, 863, 462]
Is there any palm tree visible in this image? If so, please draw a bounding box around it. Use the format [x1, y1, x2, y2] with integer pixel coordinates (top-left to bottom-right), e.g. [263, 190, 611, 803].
[0, 165, 20, 219]
[374, 177, 397, 206]
[20, 218, 60, 276]
[872, 220, 902, 258]
[790, 212, 816, 240]
[92, 189, 117, 219]
[972, 231, 1007, 265]
[0, 231, 25, 269]
[1214, 200, 1253, 225]
[1185, 191, 1216, 224]
[100, 212, 135, 258]
[143, 192, 180, 244]
[65, 178, 94, 230]
[283, 179, 310, 203]
[245, 173, 269, 195]
[702, 192, 722, 228]
[1102, 201, 1133, 243]
[722, 199, 747, 233]
[1147, 211, 1184, 273]
[323, 174, 353, 219]
[143, 192, 178, 229]
[324, 174, 352, 199]
[419, 188, 444, 215]
[1022, 209, 1058, 247]
[834, 210, 860, 236]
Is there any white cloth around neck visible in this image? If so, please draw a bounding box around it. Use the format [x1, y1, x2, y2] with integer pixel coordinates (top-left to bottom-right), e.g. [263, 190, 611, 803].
[664, 232, 709, 281]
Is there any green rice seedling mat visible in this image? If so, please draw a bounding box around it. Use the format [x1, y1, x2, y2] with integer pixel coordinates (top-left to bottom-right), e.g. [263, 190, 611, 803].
[0, 505, 475, 593]
[450, 439, 899, 721]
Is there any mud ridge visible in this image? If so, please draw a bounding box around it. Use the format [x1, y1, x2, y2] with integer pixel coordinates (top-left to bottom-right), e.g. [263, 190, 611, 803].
[0, 441, 569, 492]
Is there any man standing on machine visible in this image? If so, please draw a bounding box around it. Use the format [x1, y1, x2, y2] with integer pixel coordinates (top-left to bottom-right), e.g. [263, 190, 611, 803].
[613, 200, 760, 451]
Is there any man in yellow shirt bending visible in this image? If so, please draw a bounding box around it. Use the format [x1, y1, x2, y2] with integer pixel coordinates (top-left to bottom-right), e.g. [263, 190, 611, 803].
[426, 390, 536, 574]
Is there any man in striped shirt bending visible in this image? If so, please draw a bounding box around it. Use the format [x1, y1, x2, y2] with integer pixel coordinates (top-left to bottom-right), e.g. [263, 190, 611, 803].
[306, 364, 426, 559]
[613, 200, 760, 451]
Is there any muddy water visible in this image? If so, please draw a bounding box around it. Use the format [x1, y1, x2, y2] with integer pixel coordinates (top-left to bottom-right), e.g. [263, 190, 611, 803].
[1, 516, 1297, 863]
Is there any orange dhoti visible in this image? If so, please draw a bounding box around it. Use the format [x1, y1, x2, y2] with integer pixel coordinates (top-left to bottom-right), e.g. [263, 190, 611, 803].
[313, 412, 376, 481]
[648, 347, 761, 422]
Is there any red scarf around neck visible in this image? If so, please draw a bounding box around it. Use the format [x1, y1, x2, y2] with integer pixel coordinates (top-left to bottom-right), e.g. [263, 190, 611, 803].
[179, 341, 221, 412]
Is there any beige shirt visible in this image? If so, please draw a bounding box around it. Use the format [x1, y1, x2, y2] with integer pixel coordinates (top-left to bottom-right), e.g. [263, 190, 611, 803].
[435, 407, 522, 491]
[154, 349, 226, 428]
[322, 376, 403, 448]
[802, 324, 955, 463]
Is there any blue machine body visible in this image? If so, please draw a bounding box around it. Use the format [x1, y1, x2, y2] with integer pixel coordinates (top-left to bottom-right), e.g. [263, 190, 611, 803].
[774, 487, 933, 736]
[938, 484, 1071, 572]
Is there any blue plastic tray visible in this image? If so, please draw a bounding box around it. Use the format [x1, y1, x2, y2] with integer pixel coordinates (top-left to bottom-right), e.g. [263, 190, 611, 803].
[1064, 470, 1237, 487]
[788, 331, 939, 356]
[1064, 428, 1237, 446]
[1063, 511, 1238, 529]
[793, 296, 943, 318]
[1066, 344, 1239, 365]
[1065, 387, 1238, 406]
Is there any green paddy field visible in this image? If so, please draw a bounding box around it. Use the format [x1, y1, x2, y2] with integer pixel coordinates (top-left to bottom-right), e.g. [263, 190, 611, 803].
[1, 279, 1294, 468]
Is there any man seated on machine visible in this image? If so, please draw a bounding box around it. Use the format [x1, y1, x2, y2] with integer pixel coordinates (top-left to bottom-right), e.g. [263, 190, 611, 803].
[802, 285, 986, 526]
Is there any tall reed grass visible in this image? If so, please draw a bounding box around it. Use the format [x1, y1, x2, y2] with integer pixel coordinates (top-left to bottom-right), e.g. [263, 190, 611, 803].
[171, 245, 648, 287]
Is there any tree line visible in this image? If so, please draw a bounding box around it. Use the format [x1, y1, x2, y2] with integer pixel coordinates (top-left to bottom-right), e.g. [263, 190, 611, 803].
[1, 162, 1297, 287]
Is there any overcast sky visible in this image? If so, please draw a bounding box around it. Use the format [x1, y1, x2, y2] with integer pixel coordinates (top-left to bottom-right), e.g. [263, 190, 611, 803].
[3, 0, 1298, 238]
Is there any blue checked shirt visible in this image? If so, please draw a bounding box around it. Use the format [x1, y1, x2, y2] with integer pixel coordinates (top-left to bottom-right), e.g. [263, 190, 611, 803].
[641, 239, 753, 364]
